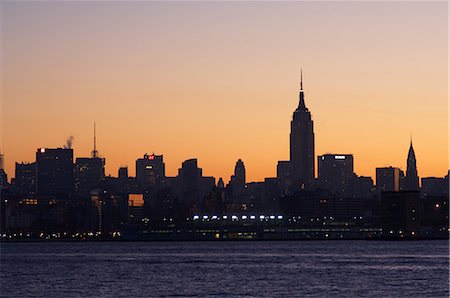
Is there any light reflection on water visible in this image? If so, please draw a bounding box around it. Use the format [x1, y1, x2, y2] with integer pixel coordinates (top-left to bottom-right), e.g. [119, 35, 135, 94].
[1, 240, 448, 297]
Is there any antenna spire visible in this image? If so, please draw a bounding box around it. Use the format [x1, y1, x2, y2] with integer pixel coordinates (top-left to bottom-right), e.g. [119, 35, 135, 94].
[300, 68, 303, 90]
[92, 122, 99, 158]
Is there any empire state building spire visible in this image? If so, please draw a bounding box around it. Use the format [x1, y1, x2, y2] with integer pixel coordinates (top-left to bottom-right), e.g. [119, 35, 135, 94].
[300, 68, 303, 90]
[298, 68, 307, 110]
[290, 70, 315, 189]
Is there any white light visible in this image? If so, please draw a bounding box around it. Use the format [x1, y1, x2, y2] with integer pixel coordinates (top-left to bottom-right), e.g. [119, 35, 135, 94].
[222, 215, 228, 220]
[250, 215, 256, 220]
[203, 215, 208, 220]
[193, 215, 200, 220]
[242, 215, 248, 220]
[232, 215, 238, 220]
[212, 215, 218, 220]
[335, 155, 346, 159]
[259, 215, 265, 220]
[277, 215, 283, 220]
[40, 148, 45, 153]
[270, 215, 275, 220]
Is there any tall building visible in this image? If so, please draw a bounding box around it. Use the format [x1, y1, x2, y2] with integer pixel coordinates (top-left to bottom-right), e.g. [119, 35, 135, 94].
[421, 177, 447, 197]
[75, 158, 105, 195]
[277, 161, 292, 195]
[135, 153, 165, 190]
[405, 139, 419, 191]
[75, 124, 105, 196]
[376, 167, 401, 193]
[318, 154, 354, 197]
[230, 159, 246, 199]
[13, 162, 36, 195]
[290, 71, 315, 189]
[176, 159, 214, 205]
[177, 159, 202, 204]
[36, 148, 74, 196]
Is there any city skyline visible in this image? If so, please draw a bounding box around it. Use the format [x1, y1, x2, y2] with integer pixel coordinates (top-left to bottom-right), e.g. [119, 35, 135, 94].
[2, 1, 448, 182]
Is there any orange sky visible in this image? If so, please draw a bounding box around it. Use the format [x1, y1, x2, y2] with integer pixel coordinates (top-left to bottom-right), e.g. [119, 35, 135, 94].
[1, 2, 448, 183]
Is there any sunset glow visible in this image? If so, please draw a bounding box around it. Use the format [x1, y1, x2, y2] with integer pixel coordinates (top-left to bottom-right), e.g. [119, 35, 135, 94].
[2, 1, 448, 182]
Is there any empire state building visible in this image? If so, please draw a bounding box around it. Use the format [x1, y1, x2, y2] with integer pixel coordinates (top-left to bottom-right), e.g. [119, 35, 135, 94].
[290, 71, 315, 189]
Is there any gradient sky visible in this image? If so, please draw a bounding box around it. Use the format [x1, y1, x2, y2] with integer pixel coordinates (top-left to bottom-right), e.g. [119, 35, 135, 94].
[1, 1, 448, 183]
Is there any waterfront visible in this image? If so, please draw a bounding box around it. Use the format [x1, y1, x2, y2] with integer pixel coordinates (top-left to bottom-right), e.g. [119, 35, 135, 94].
[1, 240, 448, 297]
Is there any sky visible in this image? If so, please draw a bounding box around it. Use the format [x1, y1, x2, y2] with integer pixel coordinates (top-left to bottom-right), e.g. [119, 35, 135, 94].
[1, 1, 448, 183]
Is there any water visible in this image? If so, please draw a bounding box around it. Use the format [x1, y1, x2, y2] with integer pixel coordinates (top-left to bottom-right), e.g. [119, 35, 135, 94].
[1, 240, 448, 297]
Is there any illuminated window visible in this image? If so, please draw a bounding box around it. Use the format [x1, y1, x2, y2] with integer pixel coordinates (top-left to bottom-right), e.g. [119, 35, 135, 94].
[128, 194, 144, 207]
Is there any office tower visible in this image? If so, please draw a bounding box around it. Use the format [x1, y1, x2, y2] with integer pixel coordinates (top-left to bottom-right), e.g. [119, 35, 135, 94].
[318, 154, 354, 197]
[421, 177, 447, 197]
[75, 124, 105, 196]
[177, 159, 202, 204]
[277, 161, 292, 195]
[354, 176, 374, 199]
[13, 162, 36, 195]
[290, 71, 315, 189]
[176, 159, 214, 205]
[376, 167, 401, 193]
[135, 153, 165, 190]
[75, 158, 105, 196]
[405, 139, 419, 191]
[36, 148, 74, 196]
[230, 159, 246, 198]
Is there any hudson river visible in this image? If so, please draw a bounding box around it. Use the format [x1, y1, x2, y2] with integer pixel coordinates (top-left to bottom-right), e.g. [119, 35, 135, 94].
[1, 241, 448, 297]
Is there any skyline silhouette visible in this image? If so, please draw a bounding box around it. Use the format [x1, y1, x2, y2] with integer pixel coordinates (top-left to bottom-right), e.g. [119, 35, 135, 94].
[2, 1, 447, 182]
[1, 71, 448, 184]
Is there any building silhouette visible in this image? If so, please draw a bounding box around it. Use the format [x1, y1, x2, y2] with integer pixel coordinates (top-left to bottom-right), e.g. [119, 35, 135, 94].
[176, 159, 214, 206]
[318, 154, 354, 197]
[135, 153, 166, 192]
[12, 162, 36, 196]
[376, 167, 401, 193]
[75, 124, 105, 196]
[405, 139, 419, 191]
[421, 177, 448, 197]
[229, 159, 246, 199]
[290, 70, 315, 189]
[277, 160, 292, 195]
[36, 148, 74, 197]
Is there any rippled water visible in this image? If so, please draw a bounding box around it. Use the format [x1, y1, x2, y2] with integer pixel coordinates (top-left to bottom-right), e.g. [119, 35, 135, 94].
[1, 240, 448, 297]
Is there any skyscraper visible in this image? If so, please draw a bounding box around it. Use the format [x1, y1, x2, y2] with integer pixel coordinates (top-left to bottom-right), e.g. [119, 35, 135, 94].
[318, 154, 354, 197]
[230, 159, 246, 198]
[135, 153, 165, 190]
[290, 70, 315, 189]
[405, 138, 419, 191]
[75, 123, 105, 196]
[376, 167, 401, 193]
[36, 148, 74, 196]
[13, 162, 36, 195]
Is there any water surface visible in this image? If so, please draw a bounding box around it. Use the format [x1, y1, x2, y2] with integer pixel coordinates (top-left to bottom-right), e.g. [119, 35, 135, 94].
[1, 241, 448, 297]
